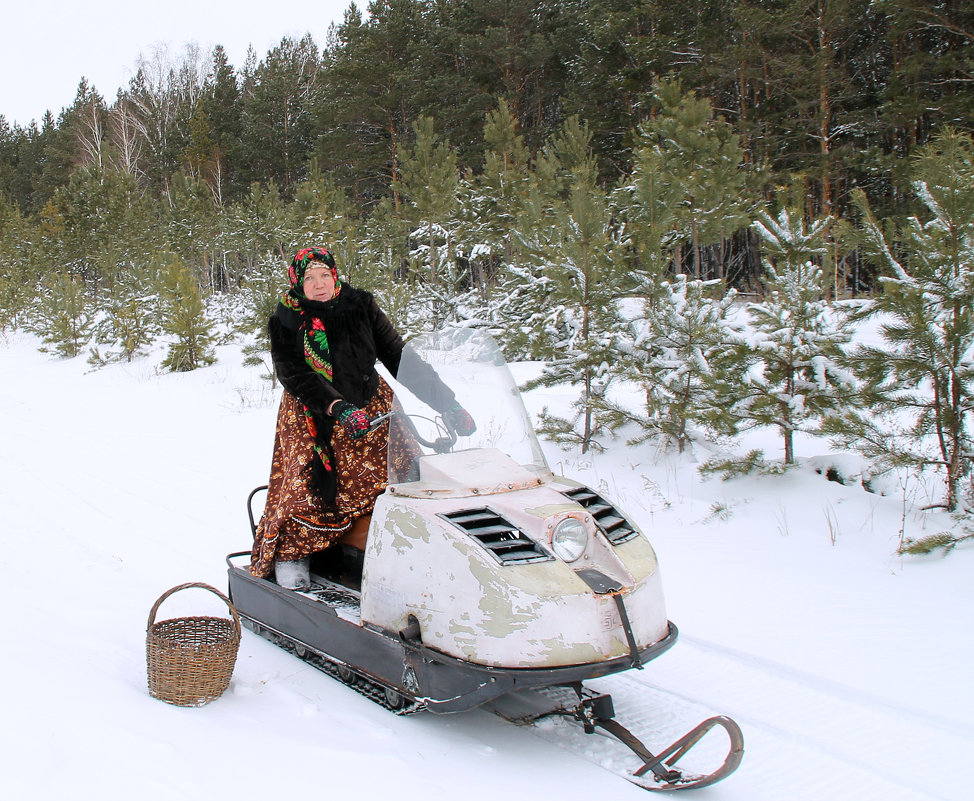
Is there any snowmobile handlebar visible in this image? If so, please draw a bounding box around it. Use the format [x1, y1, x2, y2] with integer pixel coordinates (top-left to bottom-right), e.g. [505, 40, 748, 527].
[367, 411, 393, 431]
[371, 410, 457, 454]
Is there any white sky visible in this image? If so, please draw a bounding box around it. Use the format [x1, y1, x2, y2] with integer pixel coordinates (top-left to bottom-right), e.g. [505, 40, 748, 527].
[1, 0, 357, 127]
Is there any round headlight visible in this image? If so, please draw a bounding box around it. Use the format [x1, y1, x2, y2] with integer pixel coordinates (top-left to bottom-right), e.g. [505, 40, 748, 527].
[551, 517, 588, 562]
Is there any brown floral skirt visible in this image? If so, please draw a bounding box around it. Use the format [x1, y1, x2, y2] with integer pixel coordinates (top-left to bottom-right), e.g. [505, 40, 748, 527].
[250, 378, 415, 578]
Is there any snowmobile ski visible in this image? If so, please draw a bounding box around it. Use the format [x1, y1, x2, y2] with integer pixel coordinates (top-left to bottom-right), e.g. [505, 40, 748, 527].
[489, 684, 744, 791]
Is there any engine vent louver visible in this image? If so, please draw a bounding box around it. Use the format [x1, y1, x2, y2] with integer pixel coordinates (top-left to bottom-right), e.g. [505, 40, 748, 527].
[441, 508, 552, 565]
[560, 486, 639, 545]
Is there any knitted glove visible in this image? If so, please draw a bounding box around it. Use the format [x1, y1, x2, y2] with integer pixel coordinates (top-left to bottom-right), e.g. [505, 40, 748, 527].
[442, 402, 476, 436]
[333, 401, 371, 440]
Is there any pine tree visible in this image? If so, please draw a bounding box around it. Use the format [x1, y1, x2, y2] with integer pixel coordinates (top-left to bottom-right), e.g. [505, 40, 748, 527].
[614, 123, 678, 299]
[52, 166, 146, 291]
[396, 116, 463, 325]
[238, 250, 287, 384]
[227, 182, 289, 276]
[442, 0, 576, 153]
[88, 267, 159, 365]
[290, 164, 361, 269]
[156, 253, 216, 372]
[357, 196, 421, 336]
[562, 0, 659, 178]
[825, 129, 974, 513]
[239, 35, 321, 195]
[726, 0, 872, 222]
[0, 193, 31, 331]
[630, 78, 753, 281]
[202, 44, 245, 204]
[29, 271, 95, 358]
[461, 99, 532, 304]
[317, 0, 430, 207]
[162, 172, 226, 292]
[608, 275, 740, 454]
[518, 116, 626, 454]
[736, 207, 855, 464]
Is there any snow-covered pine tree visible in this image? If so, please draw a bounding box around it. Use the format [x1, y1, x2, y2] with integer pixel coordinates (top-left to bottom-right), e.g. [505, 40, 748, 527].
[825, 129, 974, 517]
[290, 164, 363, 276]
[162, 173, 227, 293]
[461, 99, 532, 307]
[30, 270, 96, 358]
[0, 193, 31, 332]
[735, 207, 855, 464]
[489, 141, 558, 358]
[354, 197, 424, 337]
[607, 275, 740, 454]
[155, 253, 216, 372]
[518, 116, 626, 454]
[628, 78, 752, 282]
[238, 250, 288, 384]
[88, 266, 159, 365]
[227, 182, 289, 277]
[396, 117, 464, 326]
[613, 141, 675, 301]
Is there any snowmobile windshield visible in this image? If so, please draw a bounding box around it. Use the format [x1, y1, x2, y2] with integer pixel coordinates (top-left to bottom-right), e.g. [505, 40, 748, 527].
[385, 328, 551, 494]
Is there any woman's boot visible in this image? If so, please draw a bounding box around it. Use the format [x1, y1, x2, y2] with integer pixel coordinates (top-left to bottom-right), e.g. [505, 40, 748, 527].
[274, 556, 310, 590]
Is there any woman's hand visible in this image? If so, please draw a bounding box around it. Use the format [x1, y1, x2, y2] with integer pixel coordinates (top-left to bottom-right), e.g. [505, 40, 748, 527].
[332, 401, 371, 440]
[443, 403, 476, 436]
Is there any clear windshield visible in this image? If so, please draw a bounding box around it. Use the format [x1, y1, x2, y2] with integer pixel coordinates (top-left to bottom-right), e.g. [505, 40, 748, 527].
[386, 328, 550, 488]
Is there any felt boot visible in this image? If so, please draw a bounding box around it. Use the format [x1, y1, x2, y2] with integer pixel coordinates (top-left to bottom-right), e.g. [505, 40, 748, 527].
[274, 556, 311, 590]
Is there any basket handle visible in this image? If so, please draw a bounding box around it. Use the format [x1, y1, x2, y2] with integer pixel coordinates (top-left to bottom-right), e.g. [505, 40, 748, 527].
[147, 582, 241, 637]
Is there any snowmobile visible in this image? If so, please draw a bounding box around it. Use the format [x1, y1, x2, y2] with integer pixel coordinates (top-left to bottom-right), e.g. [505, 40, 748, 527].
[226, 328, 743, 791]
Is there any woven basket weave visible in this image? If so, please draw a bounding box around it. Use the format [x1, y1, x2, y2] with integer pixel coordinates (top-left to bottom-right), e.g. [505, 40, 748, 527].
[146, 582, 241, 707]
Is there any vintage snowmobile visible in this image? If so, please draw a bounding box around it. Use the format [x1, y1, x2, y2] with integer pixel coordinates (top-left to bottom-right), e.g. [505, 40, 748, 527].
[226, 328, 743, 791]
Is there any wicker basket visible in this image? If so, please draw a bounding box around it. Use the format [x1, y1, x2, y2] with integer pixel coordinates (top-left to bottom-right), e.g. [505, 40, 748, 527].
[146, 582, 241, 707]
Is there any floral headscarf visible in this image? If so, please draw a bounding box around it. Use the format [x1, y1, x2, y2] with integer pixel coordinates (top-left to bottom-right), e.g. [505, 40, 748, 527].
[288, 246, 338, 294]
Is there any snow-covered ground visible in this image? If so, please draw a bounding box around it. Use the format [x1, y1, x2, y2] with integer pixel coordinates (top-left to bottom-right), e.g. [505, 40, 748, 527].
[1, 331, 972, 800]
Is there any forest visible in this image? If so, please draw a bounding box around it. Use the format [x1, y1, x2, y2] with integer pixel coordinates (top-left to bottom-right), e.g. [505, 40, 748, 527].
[1, 1, 974, 548]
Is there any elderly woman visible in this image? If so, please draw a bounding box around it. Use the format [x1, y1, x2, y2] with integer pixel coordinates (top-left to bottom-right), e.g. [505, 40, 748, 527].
[251, 246, 474, 590]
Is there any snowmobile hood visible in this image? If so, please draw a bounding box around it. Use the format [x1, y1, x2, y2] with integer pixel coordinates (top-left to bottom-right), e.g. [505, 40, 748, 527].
[387, 447, 547, 498]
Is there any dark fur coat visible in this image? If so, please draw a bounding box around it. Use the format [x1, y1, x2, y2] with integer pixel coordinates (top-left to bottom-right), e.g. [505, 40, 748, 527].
[269, 284, 405, 416]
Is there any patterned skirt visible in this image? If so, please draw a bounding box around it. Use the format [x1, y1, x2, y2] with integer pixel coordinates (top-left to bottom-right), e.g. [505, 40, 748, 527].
[250, 377, 415, 578]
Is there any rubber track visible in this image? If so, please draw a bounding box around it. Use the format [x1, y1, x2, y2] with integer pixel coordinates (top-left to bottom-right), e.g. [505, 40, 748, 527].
[239, 615, 426, 716]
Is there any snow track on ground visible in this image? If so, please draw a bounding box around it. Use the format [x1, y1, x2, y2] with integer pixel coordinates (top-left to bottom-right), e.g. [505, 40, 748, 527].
[517, 637, 973, 801]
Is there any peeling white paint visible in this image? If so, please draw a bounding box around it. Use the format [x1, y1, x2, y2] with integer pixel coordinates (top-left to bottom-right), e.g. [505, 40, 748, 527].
[360, 474, 670, 669]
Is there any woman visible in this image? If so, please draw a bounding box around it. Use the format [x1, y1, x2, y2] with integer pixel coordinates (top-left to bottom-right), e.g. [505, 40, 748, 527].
[251, 246, 475, 589]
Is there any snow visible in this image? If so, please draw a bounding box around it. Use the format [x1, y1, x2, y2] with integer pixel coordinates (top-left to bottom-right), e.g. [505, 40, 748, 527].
[2, 331, 973, 800]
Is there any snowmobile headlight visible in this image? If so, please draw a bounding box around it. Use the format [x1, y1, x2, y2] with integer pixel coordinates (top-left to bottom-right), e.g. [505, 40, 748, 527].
[551, 517, 588, 562]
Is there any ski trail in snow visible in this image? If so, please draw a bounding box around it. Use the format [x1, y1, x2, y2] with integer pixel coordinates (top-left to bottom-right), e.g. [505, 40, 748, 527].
[579, 637, 974, 801]
[679, 633, 974, 740]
